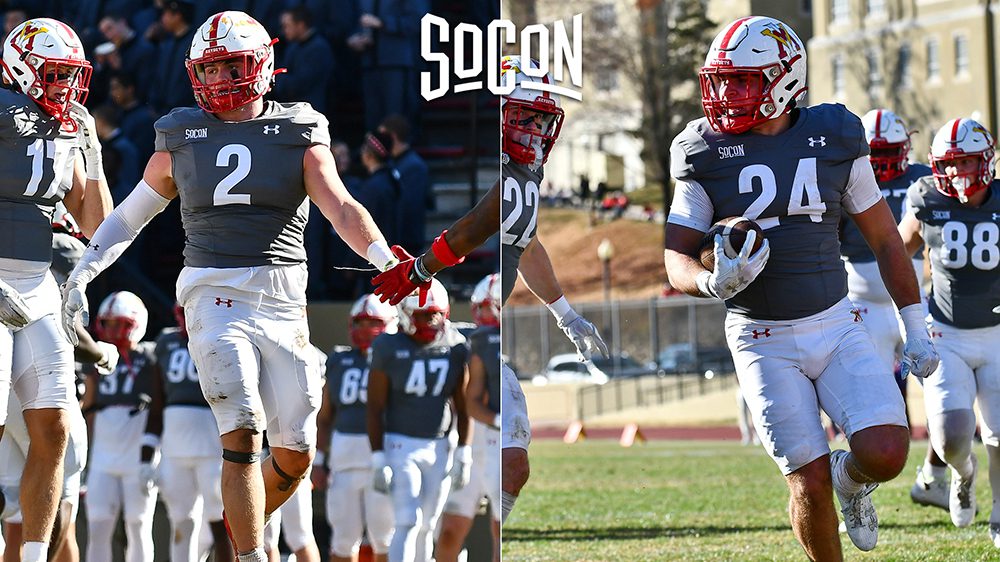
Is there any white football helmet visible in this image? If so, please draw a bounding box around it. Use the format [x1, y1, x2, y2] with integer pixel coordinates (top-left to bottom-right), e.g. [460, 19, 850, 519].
[96, 291, 148, 347]
[397, 279, 450, 344]
[862, 109, 912, 182]
[500, 55, 563, 169]
[349, 293, 398, 352]
[699, 16, 807, 134]
[929, 118, 996, 202]
[186, 11, 282, 113]
[1, 18, 92, 123]
[470, 273, 500, 327]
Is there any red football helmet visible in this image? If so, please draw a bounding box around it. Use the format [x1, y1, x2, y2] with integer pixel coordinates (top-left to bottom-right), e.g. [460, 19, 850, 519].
[929, 118, 996, 203]
[348, 294, 398, 352]
[470, 273, 500, 327]
[397, 279, 450, 344]
[500, 55, 564, 169]
[862, 109, 912, 182]
[186, 11, 282, 113]
[96, 291, 148, 349]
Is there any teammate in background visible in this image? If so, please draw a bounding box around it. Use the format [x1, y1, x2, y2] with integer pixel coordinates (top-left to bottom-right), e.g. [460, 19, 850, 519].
[315, 294, 397, 562]
[898, 118, 1000, 544]
[82, 292, 159, 562]
[147, 304, 231, 562]
[61, 12, 398, 561]
[0, 18, 113, 562]
[662, 17, 937, 559]
[367, 280, 471, 562]
[436, 274, 502, 562]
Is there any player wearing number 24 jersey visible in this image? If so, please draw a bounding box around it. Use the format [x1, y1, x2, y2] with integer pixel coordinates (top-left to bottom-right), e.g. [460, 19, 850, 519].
[61, 11, 397, 560]
[663, 16, 937, 559]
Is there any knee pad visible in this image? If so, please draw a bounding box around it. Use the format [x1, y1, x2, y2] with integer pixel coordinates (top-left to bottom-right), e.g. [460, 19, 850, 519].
[272, 456, 306, 492]
[223, 449, 260, 464]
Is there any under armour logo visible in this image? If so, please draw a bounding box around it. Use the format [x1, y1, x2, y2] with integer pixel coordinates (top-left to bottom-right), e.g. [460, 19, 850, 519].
[263, 124, 280, 135]
[808, 136, 826, 147]
[851, 308, 863, 323]
[751, 328, 771, 339]
[214, 297, 233, 307]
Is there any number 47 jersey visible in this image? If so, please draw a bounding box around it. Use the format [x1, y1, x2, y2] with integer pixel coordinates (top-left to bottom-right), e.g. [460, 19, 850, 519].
[154, 101, 331, 268]
[669, 103, 874, 320]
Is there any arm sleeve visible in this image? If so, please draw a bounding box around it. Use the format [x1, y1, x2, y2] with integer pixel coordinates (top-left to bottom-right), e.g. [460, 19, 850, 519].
[843, 156, 884, 214]
[665, 180, 713, 232]
[68, 181, 172, 286]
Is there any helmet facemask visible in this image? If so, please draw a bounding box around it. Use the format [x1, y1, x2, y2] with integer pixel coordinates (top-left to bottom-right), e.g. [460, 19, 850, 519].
[699, 63, 796, 134]
[869, 138, 911, 182]
[96, 316, 139, 350]
[502, 98, 563, 169]
[32, 58, 91, 123]
[349, 315, 388, 352]
[186, 43, 276, 113]
[931, 151, 994, 203]
[406, 309, 447, 344]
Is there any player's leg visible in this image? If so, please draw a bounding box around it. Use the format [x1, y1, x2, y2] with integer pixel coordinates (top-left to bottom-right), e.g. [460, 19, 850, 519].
[262, 509, 281, 562]
[417, 438, 452, 562]
[278, 480, 320, 562]
[500, 363, 530, 524]
[387, 435, 424, 562]
[195, 454, 233, 561]
[84, 470, 123, 562]
[122, 465, 158, 562]
[161, 456, 202, 562]
[52, 405, 86, 562]
[363, 473, 395, 562]
[483, 426, 502, 562]
[971, 327, 1000, 544]
[327, 468, 366, 562]
[50, 498, 79, 562]
[437, 427, 488, 562]
[4, 519, 20, 561]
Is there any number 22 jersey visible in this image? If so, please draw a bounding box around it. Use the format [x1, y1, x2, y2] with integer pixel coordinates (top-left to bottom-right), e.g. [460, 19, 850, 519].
[500, 155, 542, 304]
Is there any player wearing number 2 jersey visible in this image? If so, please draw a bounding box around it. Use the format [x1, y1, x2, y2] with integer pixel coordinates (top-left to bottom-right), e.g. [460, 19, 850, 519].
[898, 118, 1000, 546]
[663, 16, 938, 559]
[60, 11, 396, 561]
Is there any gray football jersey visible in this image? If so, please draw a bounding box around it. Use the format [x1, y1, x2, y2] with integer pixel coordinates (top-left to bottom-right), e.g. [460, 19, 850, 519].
[0, 88, 79, 263]
[325, 346, 369, 435]
[154, 101, 331, 268]
[154, 328, 208, 407]
[370, 327, 468, 439]
[908, 178, 1000, 328]
[469, 326, 500, 414]
[93, 342, 157, 408]
[671, 104, 869, 320]
[841, 163, 931, 263]
[501, 155, 544, 303]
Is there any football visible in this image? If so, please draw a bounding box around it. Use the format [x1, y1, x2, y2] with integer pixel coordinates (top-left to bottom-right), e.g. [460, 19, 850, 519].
[699, 216, 765, 271]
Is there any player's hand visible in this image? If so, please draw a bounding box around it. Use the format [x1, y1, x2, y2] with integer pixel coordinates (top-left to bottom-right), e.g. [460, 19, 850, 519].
[61, 281, 88, 346]
[371, 451, 393, 494]
[371, 246, 430, 306]
[139, 462, 157, 492]
[310, 464, 329, 491]
[95, 341, 119, 375]
[68, 101, 102, 180]
[703, 231, 770, 300]
[0, 278, 30, 329]
[557, 312, 609, 361]
[901, 336, 939, 379]
[449, 445, 473, 491]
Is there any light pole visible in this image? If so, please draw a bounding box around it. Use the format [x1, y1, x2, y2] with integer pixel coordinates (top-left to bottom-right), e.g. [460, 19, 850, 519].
[597, 238, 614, 304]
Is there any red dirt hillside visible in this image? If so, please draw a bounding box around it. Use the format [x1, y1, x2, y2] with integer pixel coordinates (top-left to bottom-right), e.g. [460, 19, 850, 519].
[506, 208, 667, 306]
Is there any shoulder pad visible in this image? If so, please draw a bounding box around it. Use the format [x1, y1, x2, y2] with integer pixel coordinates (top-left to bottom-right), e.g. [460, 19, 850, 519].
[267, 102, 330, 147]
[670, 119, 712, 181]
[154, 107, 208, 152]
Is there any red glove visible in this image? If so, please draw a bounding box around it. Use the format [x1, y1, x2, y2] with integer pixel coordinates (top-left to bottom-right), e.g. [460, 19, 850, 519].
[371, 246, 430, 306]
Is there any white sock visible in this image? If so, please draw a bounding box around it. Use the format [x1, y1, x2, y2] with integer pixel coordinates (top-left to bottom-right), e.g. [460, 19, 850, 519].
[22, 541, 47, 562]
[501, 491, 517, 524]
[925, 463, 947, 481]
[238, 547, 267, 562]
[832, 452, 864, 496]
[953, 454, 975, 480]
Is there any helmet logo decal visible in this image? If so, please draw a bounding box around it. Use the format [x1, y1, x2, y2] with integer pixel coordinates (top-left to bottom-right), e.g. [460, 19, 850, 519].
[760, 23, 801, 59]
[18, 22, 48, 51]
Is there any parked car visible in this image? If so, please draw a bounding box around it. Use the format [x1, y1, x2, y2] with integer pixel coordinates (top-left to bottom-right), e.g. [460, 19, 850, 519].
[657, 343, 735, 378]
[535, 353, 656, 385]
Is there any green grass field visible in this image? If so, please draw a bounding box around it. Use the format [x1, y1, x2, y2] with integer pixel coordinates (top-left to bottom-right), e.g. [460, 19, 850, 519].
[502, 440, 999, 561]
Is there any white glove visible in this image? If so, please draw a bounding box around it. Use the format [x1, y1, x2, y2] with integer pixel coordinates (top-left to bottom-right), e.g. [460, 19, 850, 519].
[0, 279, 30, 329]
[899, 303, 940, 379]
[449, 445, 473, 491]
[696, 231, 770, 300]
[547, 296, 609, 361]
[95, 341, 119, 375]
[61, 281, 88, 346]
[138, 462, 157, 492]
[68, 101, 102, 180]
[371, 451, 393, 494]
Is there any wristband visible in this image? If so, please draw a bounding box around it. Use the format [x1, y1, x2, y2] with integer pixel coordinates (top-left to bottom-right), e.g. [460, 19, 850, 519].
[430, 230, 465, 266]
[412, 255, 433, 282]
[313, 450, 327, 467]
[140, 433, 161, 449]
[899, 303, 928, 338]
[492, 413, 501, 429]
[371, 450, 387, 467]
[454, 445, 472, 463]
[366, 240, 395, 271]
[695, 270, 717, 298]
[545, 295, 573, 324]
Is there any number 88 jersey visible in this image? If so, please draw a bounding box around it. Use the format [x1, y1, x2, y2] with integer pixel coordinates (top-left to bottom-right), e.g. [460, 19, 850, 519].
[153, 101, 330, 268]
[500, 157, 542, 304]
[908, 177, 1000, 328]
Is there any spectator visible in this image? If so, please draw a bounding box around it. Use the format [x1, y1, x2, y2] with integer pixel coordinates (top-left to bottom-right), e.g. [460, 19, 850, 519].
[227, 0, 285, 36]
[149, 0, 196, 113]
[579, 175, 591, 204]
[273, 6, 334, 112]
[358, 131, 400, 244]
[379, 114, 431, 252]
[349, 0, 428, 130]
[98, 13, 157, 102]
[3, 8, 26, 37]
[92, 105, 141, 205]
[108, 72, 157, 161]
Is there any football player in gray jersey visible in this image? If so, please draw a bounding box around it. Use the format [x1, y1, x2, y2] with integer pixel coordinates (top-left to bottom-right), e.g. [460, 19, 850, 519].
[663, 16, 938, 558]
[898, 118, 1000, 545]
[0, 17, 113, 562]
[315, 294, 397, 562]
[438, 274, 502, 562]
[367, 280, 471, 562]
[60, 12, 398, 562]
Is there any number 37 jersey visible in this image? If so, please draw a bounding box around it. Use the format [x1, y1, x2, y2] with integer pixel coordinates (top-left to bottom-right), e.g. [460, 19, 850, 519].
[669, 104, 873, 320]
[500, 158, 542, 304]
[908, 178, 1000, 329]
[154, 101, 331, 268]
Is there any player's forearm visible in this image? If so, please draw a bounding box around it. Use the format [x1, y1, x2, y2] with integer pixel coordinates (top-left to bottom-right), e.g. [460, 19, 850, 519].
[873, 239, 922, 309]
[455, 409, 471, 447]
[517, 238, 564, 304]
[663, 249, 711, 297]
[76, 177, 114, 239]
[467, 400, 496, 427]
[73, 323, 103, 363]
[366, 411, 385, 452]
[422, 180, 500, 275]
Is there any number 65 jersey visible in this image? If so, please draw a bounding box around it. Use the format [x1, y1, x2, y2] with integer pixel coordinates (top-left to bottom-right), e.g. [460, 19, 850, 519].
[669, 103, 876, 320]
[908, 178, 1000, 329]
[500, 157, 542, 304]
[153, 101, 330, 268]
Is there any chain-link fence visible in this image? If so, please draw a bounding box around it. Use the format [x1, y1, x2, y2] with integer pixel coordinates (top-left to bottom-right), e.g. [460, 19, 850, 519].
[501, 296, 731, 377]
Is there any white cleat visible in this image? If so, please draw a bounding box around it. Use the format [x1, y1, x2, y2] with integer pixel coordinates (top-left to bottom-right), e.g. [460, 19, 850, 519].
[950, 454, 978, 528]
[990, 522, 1000, 548]
[910, 464, 949, 511]
[831, 449, 879, 551]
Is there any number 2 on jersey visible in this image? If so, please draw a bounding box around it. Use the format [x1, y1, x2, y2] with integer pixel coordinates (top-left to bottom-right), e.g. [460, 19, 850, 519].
[214, 144, 252, 206]
[739, 158, 827, 229]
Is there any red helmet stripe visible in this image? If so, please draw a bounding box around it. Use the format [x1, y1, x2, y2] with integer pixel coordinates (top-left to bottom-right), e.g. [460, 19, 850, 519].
[208, 13, 223, 47]
[951, 118, 962, 144]
[718, 17, 754, 58]
[874, 110, 883, 139]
